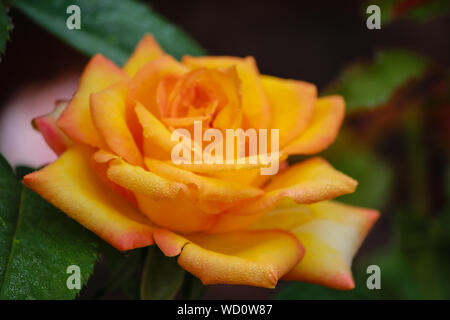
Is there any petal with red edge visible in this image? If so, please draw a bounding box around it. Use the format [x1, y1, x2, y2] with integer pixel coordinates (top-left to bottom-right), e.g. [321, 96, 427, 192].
[90, 82, 143, 166]
[123, 34, 165, 77]
[251, 199, 379, 290]
[283, 96, 345, 155]
[33, 101, 72, 155]
[57, 54, 129, 147]
[261, 75, 317, 147]
[23, 146, 154, 251]
[153, 228, 303, 288]
[182, 56, 270, 129]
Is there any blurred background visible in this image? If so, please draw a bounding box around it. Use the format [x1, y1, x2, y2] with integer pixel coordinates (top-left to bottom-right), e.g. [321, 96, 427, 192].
[0, 0, 449, 299]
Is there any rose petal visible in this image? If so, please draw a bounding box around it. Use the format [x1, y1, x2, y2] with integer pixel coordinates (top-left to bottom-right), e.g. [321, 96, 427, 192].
[90, 82, 143, 166]
[90, 150, 137, 205]
[182, 56, 270, 129]
[225, 157, 357, 217]
[106, 157, 185, 200]
[23, 146, 154, 251]
[134, 102, 177, 159]
[283, 95, 345, 155]
[251, 199, 379, 290]
[261, 75, 317, 147]
[57, 54, 129, 148]
[33, 101, 72, 155]
[144, 158, 264, 214]
[123, 34, 165, 77]
[153, 228, 303, 288]
[128, 55, 189, 118]
[135, 192, 217, 233]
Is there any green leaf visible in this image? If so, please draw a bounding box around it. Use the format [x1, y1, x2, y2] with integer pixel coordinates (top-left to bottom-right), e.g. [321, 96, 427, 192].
[140, 245, 185, 300]
[0, 154, 99, 299]
[326, 50, 428, 112]
[92, 242, 144, 299]
[0, 1, 13, 56]
[0, 155, 22, 290]
[13, 0, 205, 65]
[180, 273, 207, 300]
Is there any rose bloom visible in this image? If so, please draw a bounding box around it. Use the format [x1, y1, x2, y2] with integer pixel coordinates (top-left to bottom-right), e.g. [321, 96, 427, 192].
[23, 34, 378, 289]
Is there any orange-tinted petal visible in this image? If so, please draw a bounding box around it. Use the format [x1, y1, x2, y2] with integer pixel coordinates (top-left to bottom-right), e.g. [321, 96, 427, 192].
[57, 54, 129, 148]
[182, 56, 270, 128]
[23, 146, 154, 251]
[134, 102, 177, 159]
[283, 96, 345, 155]
[128, 55, 189, 118]
[123, 34, 164, 77]
[154, 228, 303, 288]
[90, 82, 143, 166]
[251, 199, 379, 290]
[33, 101, 72, 155]
[90, 150, 137, 205]
[262, 75, 317, 147]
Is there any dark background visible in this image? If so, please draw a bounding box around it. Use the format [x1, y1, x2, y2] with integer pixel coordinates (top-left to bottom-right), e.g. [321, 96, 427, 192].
[2, 0, 449, 107]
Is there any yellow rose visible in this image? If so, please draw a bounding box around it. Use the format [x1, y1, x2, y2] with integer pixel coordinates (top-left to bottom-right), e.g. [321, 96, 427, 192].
[24, 34, 378, 289]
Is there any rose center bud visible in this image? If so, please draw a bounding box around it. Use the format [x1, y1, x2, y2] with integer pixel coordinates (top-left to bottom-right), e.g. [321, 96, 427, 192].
[157, 67, 242, 132]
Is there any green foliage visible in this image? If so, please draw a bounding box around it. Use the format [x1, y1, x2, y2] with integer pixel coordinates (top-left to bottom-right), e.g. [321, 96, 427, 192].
[0, 154, 99, 299]
[326, 50, 428, 112]
[180, 273, 208, 300]
[13, 0, 206, 64]
[140, 245, 185, 300]
[0, 1, 13, 56]
[323, 132, 393, 210]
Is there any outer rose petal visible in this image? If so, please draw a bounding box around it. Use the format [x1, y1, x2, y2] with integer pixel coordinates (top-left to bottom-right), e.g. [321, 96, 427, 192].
[283, 96, 345, 155]
[128, 55, 189, 118]
[182, 56, 270, 129]
[261, 75, 317, 147]
[33, 101, 72, 155]
[251, 199, 379, 290]
[22, 146, 154, 251]
[90, 82, 143, 166]
[123, 34, 164, 77]
[144, 158, 264, 214]
[153, 228, 303, 288]
[57, 54, 129, 148]
[225, 157, 357, 217]
[135, 192, 217, 233]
